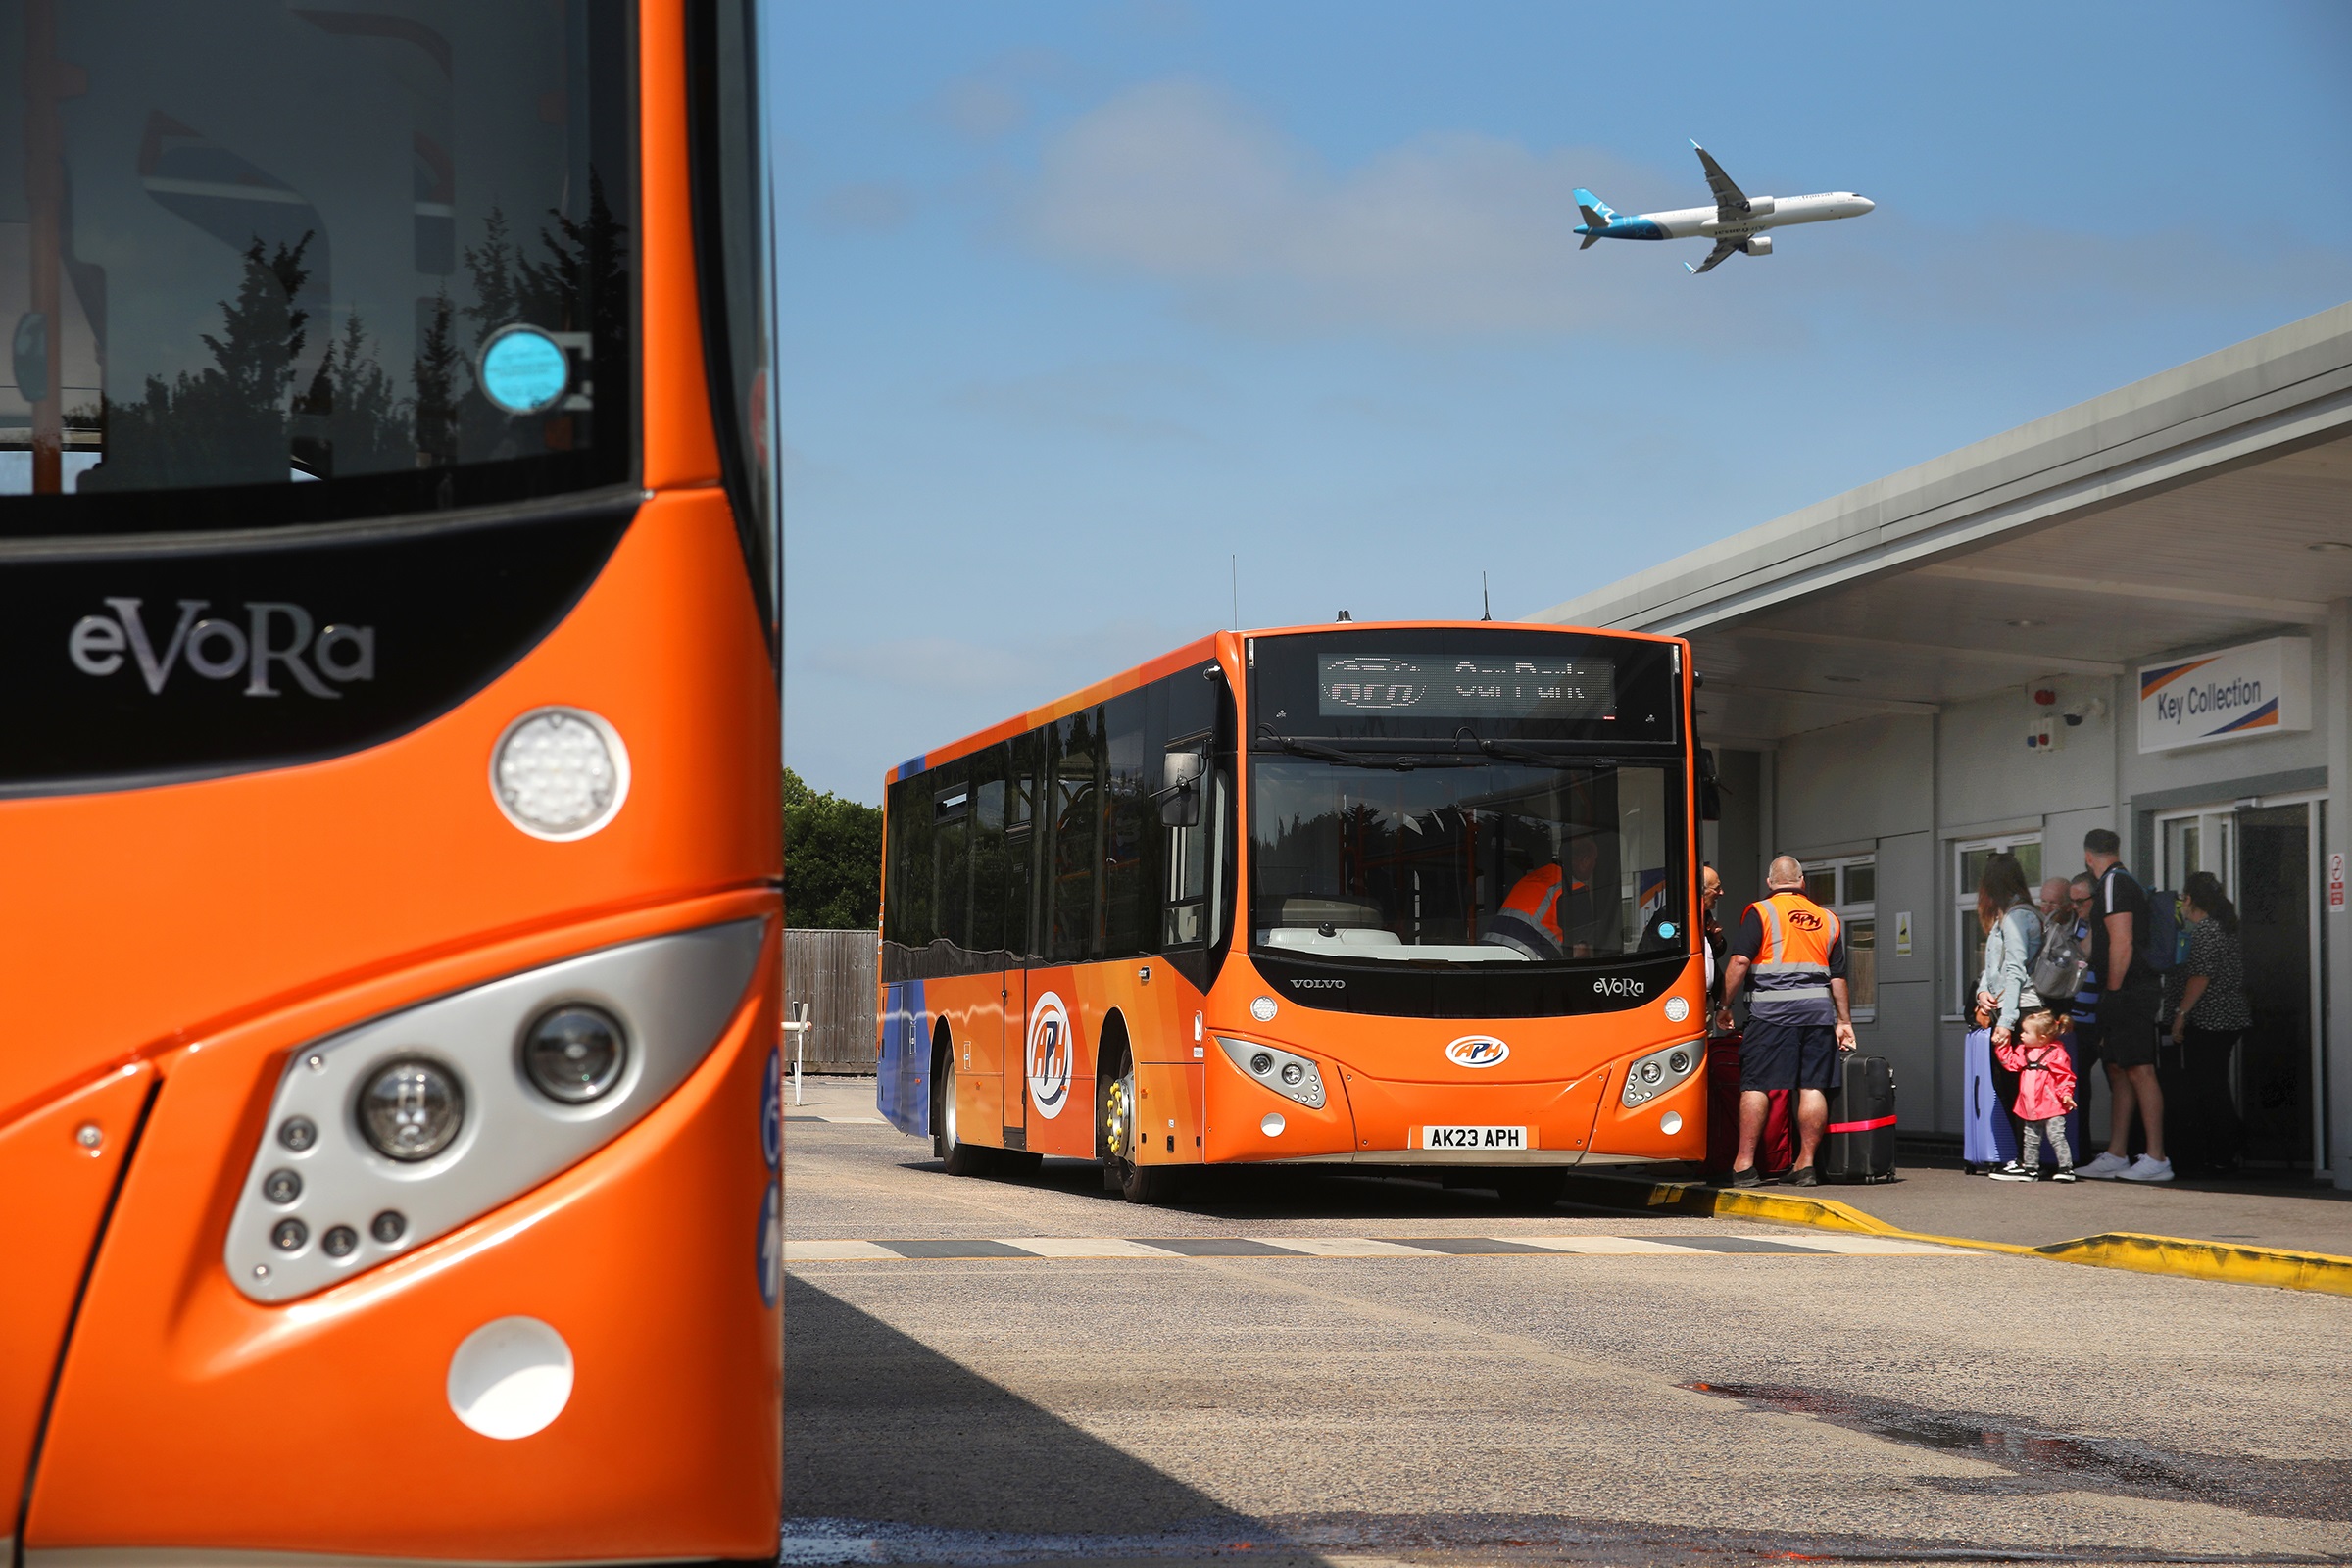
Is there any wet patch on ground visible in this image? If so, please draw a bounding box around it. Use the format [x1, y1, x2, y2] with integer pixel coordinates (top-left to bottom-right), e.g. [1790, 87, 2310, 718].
[1685, 1382, 2352, 1524]
[782, 1513, 2346, 1567]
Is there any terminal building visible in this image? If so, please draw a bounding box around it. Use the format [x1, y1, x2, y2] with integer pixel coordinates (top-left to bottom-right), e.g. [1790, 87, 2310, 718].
[1539, 303, 2351, 1187]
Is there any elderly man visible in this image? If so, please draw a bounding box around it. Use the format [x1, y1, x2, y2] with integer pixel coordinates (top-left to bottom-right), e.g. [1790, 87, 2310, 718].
[2038, 876, 2074, 926]
[1720, 856, 1857, 1187]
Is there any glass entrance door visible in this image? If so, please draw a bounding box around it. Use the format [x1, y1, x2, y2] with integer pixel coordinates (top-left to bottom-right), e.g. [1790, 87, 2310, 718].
[2155, 799, 2324, 1174]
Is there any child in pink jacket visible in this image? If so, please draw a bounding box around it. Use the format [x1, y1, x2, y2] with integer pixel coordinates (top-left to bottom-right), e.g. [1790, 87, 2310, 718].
[1992, 1009, 2078, 1182]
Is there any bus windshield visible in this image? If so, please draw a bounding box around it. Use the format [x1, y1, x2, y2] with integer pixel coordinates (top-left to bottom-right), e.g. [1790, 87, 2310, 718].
[2, 0, 632, 532]
[1250, 757, 1686, 966]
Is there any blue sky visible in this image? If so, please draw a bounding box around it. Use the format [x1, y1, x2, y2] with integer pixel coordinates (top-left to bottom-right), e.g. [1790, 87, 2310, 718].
[773, 0, 2352, 803]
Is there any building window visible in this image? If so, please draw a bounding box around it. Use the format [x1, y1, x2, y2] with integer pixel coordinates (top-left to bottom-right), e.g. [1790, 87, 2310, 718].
[1952, 836, 2041, 1017]
[1803, 856, 1876, 1021]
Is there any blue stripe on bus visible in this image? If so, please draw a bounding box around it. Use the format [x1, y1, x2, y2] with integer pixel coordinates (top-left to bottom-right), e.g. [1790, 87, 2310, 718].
[897, 753, 926, 780]
[876, 978, 930, 1136]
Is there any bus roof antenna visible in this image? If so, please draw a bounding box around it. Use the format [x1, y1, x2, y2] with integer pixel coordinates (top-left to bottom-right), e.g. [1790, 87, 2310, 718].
[1336, 610, 1351, 621]
[1482, 571, 1492, 621]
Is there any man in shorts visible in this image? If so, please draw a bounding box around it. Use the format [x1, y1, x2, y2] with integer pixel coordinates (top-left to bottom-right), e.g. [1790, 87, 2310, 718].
[2075, 829, 2172, 1182]
[1720, 856, 1856, 1187]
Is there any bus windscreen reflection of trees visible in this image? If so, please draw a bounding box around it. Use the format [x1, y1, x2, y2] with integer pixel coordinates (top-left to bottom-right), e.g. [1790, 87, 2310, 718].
[78, 181, 624, 492]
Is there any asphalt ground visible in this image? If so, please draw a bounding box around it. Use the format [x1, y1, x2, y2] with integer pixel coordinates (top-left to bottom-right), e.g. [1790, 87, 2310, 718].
[782, 1078, 2352, 1568]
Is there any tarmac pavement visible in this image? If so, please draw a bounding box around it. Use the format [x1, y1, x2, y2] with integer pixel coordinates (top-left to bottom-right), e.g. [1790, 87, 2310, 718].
[783, 1076, 2352, 1568]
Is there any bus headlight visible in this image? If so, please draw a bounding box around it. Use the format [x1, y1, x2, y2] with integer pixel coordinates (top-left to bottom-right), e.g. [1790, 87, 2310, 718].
[359, 1058, 466, 1161]
[1621, 1038, 1705, 1107]
[1215, 1037, 1326, 1109]
[491, 707, 630, 841]
[225, 920, 763, 1304]
[523, 1004, 628, 1103]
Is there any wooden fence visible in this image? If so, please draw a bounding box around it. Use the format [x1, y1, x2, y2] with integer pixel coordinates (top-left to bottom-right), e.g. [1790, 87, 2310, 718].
[783, 928, 879, 1073]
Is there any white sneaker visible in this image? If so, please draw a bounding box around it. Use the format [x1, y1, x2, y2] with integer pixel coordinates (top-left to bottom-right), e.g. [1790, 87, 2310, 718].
[2078, 1151, 2132, 1179]
[2119, 1154, 2175, 1183]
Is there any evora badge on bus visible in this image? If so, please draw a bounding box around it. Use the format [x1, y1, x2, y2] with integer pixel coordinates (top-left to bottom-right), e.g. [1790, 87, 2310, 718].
[68, 597, 374, 698]
[1445, 1036, 1510, 1068]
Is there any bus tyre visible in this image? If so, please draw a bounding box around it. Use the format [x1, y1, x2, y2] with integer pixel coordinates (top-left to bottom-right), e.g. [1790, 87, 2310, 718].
[1101, 1055, 1179, 1205]
[934, 1051, 993, 1177]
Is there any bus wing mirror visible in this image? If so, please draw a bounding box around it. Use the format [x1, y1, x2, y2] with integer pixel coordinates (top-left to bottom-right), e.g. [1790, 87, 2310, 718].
[1160, 749, 1205, 827]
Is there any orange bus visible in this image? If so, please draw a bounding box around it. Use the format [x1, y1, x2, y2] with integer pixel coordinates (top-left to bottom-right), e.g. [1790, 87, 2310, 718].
[877, 622, 1710, 1202]
[1, 3, 782, 1562]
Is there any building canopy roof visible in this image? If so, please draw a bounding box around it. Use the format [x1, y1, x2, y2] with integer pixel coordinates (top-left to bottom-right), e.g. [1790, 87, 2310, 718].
[1533, 303, 2352, 743]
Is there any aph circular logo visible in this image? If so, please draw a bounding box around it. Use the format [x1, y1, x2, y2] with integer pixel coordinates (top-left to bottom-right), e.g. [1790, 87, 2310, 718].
[1027, 992, 1076, 1119]
[1445, 1035, 1510, 1069]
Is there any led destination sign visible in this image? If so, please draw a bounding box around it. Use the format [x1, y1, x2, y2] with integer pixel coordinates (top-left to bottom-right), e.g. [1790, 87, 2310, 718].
[1318, 652, 1615, 721]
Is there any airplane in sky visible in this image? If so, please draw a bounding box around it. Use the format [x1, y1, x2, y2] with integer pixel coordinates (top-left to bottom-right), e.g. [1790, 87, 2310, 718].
[1574, 142, 1874, 273]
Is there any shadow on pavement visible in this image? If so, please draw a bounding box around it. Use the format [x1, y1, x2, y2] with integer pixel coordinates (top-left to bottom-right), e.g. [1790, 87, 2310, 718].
[889, 1154, 1619, 1223]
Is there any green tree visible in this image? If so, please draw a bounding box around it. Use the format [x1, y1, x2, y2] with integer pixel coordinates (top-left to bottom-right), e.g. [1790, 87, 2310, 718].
[784, 769, 882, 930]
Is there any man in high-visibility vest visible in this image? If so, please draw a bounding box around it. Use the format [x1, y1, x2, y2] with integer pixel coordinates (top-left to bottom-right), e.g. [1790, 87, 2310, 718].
[1719, 855, 1857, 1187]
[1481, 835, 1616, 959]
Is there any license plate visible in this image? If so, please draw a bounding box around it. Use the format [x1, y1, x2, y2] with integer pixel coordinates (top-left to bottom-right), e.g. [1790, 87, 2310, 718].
[1422, 1125, 1528, 1151]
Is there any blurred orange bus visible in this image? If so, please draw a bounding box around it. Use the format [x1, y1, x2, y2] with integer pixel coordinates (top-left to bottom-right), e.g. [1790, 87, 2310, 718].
[876, 622, 1708, 1202]
[0, 2, 782, 1562]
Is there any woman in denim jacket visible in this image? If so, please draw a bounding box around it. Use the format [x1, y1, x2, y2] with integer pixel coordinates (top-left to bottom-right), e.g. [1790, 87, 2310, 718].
[1973, 853, 2046, 1044]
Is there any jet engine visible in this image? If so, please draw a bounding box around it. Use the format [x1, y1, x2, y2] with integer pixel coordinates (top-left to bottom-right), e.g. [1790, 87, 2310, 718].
[1741, 234, 1774, 257]
[1742, 196, 1776, 218]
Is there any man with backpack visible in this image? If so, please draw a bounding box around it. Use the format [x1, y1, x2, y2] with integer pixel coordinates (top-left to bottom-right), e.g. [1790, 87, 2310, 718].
[2076, 828, 2172, 1182]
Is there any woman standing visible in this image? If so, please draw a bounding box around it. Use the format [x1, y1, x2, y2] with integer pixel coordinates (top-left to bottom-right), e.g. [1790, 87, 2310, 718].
[1973, 853, 2044, 1172]
[2170, 871, 2252, 1174]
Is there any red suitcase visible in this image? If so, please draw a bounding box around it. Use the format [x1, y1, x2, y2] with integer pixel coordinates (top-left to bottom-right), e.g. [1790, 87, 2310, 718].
[1704, 1032, 1793, 1179]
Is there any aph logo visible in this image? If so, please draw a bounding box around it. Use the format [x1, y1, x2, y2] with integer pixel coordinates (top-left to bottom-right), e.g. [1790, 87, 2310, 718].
[1027, 991, 1076, 1119]
[1445, 1035, 1510, 1068]
[1787, 908, 1826, 931]
[68, 598, 375, 698]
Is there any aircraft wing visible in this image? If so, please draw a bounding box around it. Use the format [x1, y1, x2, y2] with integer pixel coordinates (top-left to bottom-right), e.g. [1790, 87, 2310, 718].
[1690, 140, 1750, 219]
[1685, 237, 1740, 275]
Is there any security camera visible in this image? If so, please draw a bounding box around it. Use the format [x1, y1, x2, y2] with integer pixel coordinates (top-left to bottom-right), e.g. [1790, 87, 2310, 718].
[2060, 696, 2109, 727]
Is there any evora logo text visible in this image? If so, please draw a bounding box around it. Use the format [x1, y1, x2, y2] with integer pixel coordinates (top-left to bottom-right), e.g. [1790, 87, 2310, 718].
[69, 598, 375, 699]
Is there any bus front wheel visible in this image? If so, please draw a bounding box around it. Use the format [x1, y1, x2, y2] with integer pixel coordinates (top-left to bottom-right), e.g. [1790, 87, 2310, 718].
[1100, 1050, 1180, 1205]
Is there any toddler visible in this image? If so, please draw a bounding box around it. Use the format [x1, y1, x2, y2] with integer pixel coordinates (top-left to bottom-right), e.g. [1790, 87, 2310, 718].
[1992, 1009, 2077, 1182]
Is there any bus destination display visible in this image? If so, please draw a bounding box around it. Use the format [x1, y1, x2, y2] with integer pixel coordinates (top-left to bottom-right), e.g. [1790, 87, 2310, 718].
[1318, 653, 1615, 720]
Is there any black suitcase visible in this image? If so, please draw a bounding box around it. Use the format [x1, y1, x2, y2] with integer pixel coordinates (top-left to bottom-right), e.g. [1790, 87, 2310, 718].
[1819, 1054, 1897, 1183]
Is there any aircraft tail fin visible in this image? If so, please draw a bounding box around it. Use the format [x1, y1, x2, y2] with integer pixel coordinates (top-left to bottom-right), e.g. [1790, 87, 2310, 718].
[1573, 187, 1618, 230]
[1579, 231, 1599, 251]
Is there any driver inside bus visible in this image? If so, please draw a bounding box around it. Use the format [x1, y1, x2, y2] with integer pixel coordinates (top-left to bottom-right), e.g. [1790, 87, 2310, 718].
[1481, 835, 1618, 959]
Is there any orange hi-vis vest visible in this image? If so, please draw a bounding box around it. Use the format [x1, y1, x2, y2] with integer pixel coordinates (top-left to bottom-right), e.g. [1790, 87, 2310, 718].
[1744, 890, 1842, 1025]
[1482, 863, 1594, 958]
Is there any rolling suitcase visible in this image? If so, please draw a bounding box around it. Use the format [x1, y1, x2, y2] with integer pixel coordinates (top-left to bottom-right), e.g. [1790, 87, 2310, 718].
[1961, 1027, 2018, 1171]
[1819, 1053, 1897, 1183]
[1703, 1032, 1794, 1180]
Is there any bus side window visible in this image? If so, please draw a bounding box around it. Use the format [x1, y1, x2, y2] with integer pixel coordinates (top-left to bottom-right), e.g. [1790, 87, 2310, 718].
[1049, 710, 1101, 962]
[933, 764, 971, 954]
[1162, 734, 1211, 950]
[1006, 731, 1040, 961]
[970, 745, 1009, 956]
[1102, 690, 1148, 959]
[884, 771, 936, 959]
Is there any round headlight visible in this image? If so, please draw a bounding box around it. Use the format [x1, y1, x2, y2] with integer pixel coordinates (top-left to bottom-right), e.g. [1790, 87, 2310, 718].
[1640, 1060, 1665, 1085]
[359, 1057, 466, 1162]
[1250, 1052, 1274, 1076]
[491, 708, 629, 841]
[1668, 1050, 1691, 1075]
[1280, 1061, 1304, 1086]
[523, 1004, 627, 1103]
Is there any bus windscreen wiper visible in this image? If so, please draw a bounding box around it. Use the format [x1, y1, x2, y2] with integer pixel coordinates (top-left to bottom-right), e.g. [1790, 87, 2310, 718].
[1256, 730, 1474, 771]
[1452, 726, 1615, 770]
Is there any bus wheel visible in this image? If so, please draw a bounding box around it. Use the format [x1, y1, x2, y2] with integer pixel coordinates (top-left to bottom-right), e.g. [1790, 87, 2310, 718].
[1101, 1054, 1179, 1205]
[934, 1049, 993, 1177]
